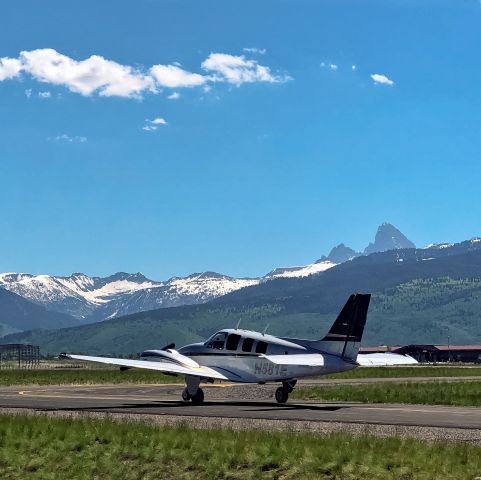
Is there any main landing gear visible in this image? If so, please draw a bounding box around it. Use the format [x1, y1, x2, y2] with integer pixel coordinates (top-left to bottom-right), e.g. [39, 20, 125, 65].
[182, 387, 204, 405]
[182, 375, 205, 405]
[275, 380, 297, 404]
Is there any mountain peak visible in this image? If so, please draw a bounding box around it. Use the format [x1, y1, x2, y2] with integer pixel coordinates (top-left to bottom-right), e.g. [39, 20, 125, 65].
[364, 223, 415, 255]
[320, 243, 360, 264]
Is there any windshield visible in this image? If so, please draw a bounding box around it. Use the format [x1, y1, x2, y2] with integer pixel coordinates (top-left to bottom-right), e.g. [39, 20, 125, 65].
[205, 331, 227, 350]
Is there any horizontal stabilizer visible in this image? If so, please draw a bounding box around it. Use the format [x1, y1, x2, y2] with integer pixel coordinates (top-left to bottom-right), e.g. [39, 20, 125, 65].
[357, 353, 418, 366]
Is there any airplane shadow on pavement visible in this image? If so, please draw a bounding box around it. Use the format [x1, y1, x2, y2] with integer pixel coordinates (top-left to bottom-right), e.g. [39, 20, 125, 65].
[43, 400, 346, 413]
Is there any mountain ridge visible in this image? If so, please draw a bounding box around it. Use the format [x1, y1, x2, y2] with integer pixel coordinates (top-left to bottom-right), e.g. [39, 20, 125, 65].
[0, 222, 416, 332]
[4, 236, 481, 354]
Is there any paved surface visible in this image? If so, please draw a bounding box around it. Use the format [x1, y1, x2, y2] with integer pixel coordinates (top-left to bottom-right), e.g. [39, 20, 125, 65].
[1, 383, 481, 431]
[300, 376, 481, 385]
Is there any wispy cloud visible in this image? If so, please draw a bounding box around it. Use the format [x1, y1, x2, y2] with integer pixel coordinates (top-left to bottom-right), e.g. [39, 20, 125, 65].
[150, 64, 206, 88]
[167, 91, 180, 100]
[24, 88, 32, 98]
[243, 47, 266, 55]
[201, 53, 290, 85]
[142, 117, 168, 131]
[320, 62, 338, 71]
[0, 48, 290, 99]
[49, 134, 87, 143]
[371, 73, 394, 85]
[38, 91, 51, 99]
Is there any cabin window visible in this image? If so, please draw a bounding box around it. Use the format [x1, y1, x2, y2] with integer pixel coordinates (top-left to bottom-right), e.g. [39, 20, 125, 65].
[255, 341, 268, 354]
[206, 332, 227, 350]
[226, 334, 241, 351]
[242, 337, 254, 352]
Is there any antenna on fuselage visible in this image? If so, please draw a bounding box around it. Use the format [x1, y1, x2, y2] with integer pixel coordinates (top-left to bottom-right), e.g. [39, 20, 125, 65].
[235, 318, 242, 330]
[262, 323, 270, 335]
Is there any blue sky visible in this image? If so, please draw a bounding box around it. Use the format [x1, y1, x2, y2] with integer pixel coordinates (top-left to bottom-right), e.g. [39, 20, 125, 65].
[1, 0, 481, 279]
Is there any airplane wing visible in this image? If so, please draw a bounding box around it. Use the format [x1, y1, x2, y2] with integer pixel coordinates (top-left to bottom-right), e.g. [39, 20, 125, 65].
[260, 354, 325, 366]
[356, 353, 418, 366]
[60, 354, 229, 380]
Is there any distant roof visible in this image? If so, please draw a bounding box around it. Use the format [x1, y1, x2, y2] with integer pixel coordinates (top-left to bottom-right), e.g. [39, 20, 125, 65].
[434, 345, 481, 351]
[362, 344, 481, 353]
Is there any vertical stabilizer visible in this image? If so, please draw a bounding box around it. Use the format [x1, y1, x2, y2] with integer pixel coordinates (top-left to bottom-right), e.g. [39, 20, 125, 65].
[313, 293, 371, 360]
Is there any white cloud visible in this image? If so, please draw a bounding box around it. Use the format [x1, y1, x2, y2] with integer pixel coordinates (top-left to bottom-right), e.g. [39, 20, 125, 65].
[143, 117, 167, 131]
[50, 134, 87, 143]
[201, 53, 290, 85]
[329, 63, 338, 70]
[243, 47, 266, 55]
[150, 64, 207, 88]
[0, 57, 22, 80]
[371, 73, 394, 85]
[38, 91, 51, 99]
[24, 88, 32, 98]
[351, 64, 357, 70]
[150, 117, 167, 125]
[19, 49, 155, 98]
[0, 48, 290, 98]
[167, 91, 180, 100]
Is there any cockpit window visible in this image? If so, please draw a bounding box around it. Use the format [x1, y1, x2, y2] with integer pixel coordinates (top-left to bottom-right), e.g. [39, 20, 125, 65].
[226, 333, 241, 351]
[255, 341, 268, 354]
[206, 332, 227, 350]
[242, 337, 254, 352]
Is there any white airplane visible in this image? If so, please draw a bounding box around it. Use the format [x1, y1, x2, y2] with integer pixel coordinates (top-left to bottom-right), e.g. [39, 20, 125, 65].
[60, 293, 416, 404]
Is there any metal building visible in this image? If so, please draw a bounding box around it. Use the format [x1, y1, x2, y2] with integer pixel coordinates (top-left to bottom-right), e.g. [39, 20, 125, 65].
[0, 344, 40, 368]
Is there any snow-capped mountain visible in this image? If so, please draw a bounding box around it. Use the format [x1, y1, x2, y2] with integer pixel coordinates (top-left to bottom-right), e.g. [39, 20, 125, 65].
[0, 272, 159, 320]
[263, 260, 335, 280]
[0, 270, 261, 323]
[0, 223, 422, 328]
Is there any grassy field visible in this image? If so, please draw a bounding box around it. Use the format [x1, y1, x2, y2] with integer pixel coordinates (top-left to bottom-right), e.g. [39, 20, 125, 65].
[2, 365, 481, 387]
[1, 415, 481, 479]
[0, 369, 180, 386]
[293, 381, 481, 406]
[325, 366, 481, 379]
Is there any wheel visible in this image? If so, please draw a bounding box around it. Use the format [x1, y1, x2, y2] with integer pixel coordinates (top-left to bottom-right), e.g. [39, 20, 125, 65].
[275, 386, 289, 404]
[191, 387, 204, 405]
[182, 388, 191, 402]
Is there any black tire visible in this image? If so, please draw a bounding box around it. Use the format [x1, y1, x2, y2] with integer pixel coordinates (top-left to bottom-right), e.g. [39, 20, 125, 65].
[182, 388, 191, 402]
[275, 386, 288, 404]
[191, 387, 204, 405]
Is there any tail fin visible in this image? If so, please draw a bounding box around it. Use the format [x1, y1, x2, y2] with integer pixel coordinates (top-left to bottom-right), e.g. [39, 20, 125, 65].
[314, 293, 371, 361]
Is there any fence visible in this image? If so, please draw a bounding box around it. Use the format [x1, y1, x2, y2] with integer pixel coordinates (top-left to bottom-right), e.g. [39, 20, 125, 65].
[0, 344, 40, 369]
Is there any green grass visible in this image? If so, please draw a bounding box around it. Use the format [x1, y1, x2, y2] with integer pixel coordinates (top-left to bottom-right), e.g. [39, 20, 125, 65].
[2, 366, 481, 387]
[325, 366, 481, 379]
[2, 415, 481, 479]
[0, 369, 180, 386]
[293, 381, 481, 406]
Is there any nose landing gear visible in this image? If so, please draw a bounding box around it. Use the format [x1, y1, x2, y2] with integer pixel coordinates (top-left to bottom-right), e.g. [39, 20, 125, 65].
[275, 379, 297, 404]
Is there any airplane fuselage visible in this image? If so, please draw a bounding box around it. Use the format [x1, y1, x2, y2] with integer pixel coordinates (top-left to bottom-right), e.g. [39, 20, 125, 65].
[141, 328, 358, 383]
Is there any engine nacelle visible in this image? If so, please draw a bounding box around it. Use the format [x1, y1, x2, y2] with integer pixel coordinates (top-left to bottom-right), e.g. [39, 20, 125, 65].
[140, 349, 200, 368]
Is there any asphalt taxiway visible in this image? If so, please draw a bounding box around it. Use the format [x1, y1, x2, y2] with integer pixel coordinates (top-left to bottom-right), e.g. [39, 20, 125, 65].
[1, 383, 481, 436]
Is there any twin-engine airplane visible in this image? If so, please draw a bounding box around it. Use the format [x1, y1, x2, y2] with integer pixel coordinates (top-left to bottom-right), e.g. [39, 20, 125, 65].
[60, 293, 416, 404]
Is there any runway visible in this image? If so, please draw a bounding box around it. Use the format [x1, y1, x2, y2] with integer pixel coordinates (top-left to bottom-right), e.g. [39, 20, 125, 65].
[1, 383, 481, 436]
